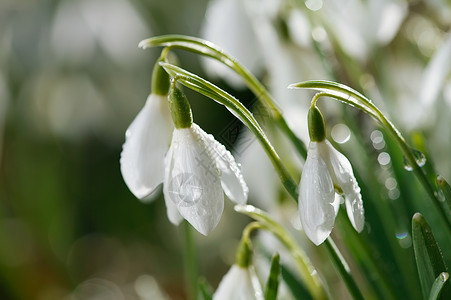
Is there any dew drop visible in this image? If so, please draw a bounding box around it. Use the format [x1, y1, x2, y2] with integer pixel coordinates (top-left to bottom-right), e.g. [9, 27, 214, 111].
[331, 123, 351, 144]
[395, 231, 408, 239]
[403, 149, 426, 171]
[395, 231, 412, 248]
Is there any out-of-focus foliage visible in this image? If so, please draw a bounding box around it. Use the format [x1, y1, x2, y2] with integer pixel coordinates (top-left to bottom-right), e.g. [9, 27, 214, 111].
[1, 0, 451, 299]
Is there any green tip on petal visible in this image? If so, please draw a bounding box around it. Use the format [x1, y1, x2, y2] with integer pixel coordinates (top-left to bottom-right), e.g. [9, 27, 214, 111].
[151, 58, 170, 96]
[308, 106, 326, 142]
[169, 84, 193, 129]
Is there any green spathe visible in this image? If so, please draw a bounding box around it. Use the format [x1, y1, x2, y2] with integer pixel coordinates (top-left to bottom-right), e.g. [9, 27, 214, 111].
[152, 58, 170, 96]
[235, 238, 252, 268]
[169, 85, 193, 129]
[308, 106, 326, 142]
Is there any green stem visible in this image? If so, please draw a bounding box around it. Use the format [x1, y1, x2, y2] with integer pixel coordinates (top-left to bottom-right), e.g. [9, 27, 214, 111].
[161, 63, 362, 300]
[235, 205, 327, 300]
[140, 35, 307, 160]
[323, 238, 365, 300]
[161, 63, 298, 200]
[292, 81, 451, 233]
[182, 221, 198, 300]
[236, 222, 263, 268]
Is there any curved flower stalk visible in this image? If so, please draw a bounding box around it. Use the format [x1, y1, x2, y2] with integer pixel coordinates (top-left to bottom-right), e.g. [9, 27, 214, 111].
[299, 105, 364, 245]
[138, 35, 308, 158]
[121, 60, 248, 234]
[235, 205, 327, 300]
[213, 265, 264, 300]
[213, 228, 264, 300]
[290, 80, 451, 233]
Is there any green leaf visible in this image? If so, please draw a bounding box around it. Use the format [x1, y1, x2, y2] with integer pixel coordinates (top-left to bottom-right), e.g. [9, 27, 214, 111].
[412, 213, 449, 299]
[429, 272, 449, 300]
[160, 62, 298, 200]
[139, 35, 279, 115]
[265, 253, 281, 300]
[140, 35, 307, 158]
[289, 80, 380, 120]
[197, 278, 213, 300]
[437, 176, 451, 225]
[280, 264, 313, 300]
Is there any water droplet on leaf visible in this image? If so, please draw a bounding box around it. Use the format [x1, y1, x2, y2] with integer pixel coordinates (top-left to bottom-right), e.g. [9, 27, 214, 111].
[403, 148, 426, 171]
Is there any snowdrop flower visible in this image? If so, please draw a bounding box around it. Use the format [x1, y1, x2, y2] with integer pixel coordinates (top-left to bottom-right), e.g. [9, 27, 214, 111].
[299, 106, 364, 245]
[122, 68, 248, 235]
[121, 61, 173, 200]
[214, 237, 263, 300]
[213, 264, 264, 300]
[163, 85, 248, 235]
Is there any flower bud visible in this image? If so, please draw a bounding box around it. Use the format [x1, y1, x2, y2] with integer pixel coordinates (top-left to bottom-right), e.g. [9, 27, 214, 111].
[169, 84, 193, 129]
[308, 105, 326, 142]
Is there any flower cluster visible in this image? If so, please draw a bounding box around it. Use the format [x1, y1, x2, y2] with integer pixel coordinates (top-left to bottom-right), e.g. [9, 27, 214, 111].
[120, 63, 248, 235]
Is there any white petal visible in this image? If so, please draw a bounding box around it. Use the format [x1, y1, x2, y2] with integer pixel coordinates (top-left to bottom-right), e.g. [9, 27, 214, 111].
[299, 142, 338, 245]
[213, 265, 264, 300]
[419, 34, 451, 108]
[192, 124, 248, 204]
[320, 140, 364, 232]
[164, 126, 224, 236]
[120, 94, 173, 200]
[200, 0, 263, 88]
[163, 145, 183, 225]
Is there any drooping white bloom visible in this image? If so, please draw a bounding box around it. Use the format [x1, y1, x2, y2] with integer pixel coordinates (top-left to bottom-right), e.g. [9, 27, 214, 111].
[299, 140, 364, 245]
[213, 264, 264, 300]
[121, 91, 248, 235]
[120, 93, 173, 200]
[164, 124, 248, 235]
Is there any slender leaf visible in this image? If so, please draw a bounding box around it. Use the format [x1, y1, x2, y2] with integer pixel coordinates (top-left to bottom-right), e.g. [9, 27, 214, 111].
[280, 264, 313, 300]
[197, 278, 213, 300]
[160, 62, 299, 200]
[412, 213, 449, 299]
[265, 253, 280, 300]
[429, 272, 449, 300]
[140, 35, 308, 158]
[437, 176, 451, 224]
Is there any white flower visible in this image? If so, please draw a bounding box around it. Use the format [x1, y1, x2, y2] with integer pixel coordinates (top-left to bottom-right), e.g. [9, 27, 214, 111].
[299, 139, 364, 245]
[213, 264, 264, 300]
[121, 90, 248, 235]
[120, 93, 173, 200]
[164, 123, 248, 235]
[200, 0, 263, 88]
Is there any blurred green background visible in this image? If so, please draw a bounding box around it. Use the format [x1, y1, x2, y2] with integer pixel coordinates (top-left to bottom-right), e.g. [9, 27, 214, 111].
[0, 0, 244, 299]
[1, 0, 451, 299]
